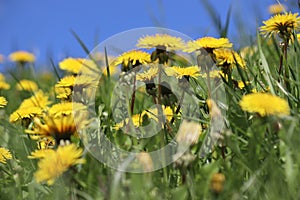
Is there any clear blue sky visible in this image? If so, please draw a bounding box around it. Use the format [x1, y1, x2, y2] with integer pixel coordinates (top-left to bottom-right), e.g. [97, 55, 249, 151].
[0, 0, 279, 65]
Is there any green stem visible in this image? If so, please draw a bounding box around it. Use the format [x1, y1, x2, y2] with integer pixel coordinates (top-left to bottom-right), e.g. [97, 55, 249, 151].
[130, 74, 136, 115]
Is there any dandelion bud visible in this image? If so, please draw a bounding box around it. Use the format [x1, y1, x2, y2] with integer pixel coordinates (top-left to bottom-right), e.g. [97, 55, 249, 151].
[210, 173, 225, 194]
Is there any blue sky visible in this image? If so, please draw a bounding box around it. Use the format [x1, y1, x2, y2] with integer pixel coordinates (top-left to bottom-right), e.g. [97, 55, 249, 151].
[0, 0, 279, 65]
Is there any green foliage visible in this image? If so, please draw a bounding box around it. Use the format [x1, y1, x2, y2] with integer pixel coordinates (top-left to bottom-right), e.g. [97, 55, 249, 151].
[1, 3, 300, 200]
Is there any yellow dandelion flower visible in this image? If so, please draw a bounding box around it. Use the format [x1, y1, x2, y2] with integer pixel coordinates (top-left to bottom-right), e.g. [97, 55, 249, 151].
[59, 57, 86, 74]
[101, 65, 118, 76]
[115, 106, 174, 130]
[55, 76, 75, 99]
[240, 46, 257, 58]
[91, 52, 115, 62]
[143, 106, 174, 122]
[59, 57, 98, 74]
[114, 114, 143, 130]
[55, 75, 97, 99]
[55, 87, 72, 99]
[0, 96, 7, 108]
[136, 34, 185, 50]
[26, 112, 89, 142]
[200, 70, 224, 78]
[236, 80, 250, 89]
[19, 90, 51, 109]
[112, 50, 151, 68]
[48, 102, 87, 118]
[0, 73, 6, 81]
[34, 144, 85, 185]
[36, 137, 56, 150]
[9, 51, 35, 63]
[9, 91, 50, 124]
[260, 12, 300, 39]
[184, 37, 233, 53]
[0, 81, 10, 90]
[16, 79, 38, 91]
[213, 48, 246, 69]
[0, 147, 12, 164]
[28, 148, 54, 159]
[55, 75, 75, 88]
[165, 66, 200, 79]
[239, 93, 290, 116]
[74, 75, 98, 89]
[268, 4, 286, 15]
[136, 66, 159, 81]
[9, 107, 43, 123]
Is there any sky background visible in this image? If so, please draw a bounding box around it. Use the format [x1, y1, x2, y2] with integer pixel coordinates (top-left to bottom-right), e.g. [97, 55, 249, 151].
[0, 0, 295, 68]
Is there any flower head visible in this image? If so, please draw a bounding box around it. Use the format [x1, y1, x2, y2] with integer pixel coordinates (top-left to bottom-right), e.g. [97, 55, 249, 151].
[260, 12, 300, 39]
[34, 144, 85, 185]
[9, 107, 43, 123]
[176, 120, 202, 146]
[19, 90, 51, 109]
[55, 75, 98, 99]
[59, 57, 98, 74]
[0, 81, 10, 90]
[112, 50, 151, 70]
[210, 173, 226, 194]
[26, 112, 89, 142]
[48, 102, 87, 118]
[136, 66, 159, 81]
[165, 66, 200, 79]
[184, 37, 232, 53]
[16, 79, 38, 92]
[268, 4, 286, 15]
[115, 106, 174, 130]
[137, 34, 185, 50]
[9, 51, 35, 63]
[0, 96, 7, 108]
[239, 93, 290, 116]
[28, 148, 54, 159]
[9, 90, 50, 124]
[0, 147, 12, 164]
[200, 70, 224, 78]
[213, 48, 246, 69]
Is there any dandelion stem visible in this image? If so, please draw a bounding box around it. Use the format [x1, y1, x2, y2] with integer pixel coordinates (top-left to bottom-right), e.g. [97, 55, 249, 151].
[130, 74, 136, 115]
[170, 90, 185, 124]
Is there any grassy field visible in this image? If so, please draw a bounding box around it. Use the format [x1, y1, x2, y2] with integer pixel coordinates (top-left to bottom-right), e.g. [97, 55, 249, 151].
[1, 2, 300, 200]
